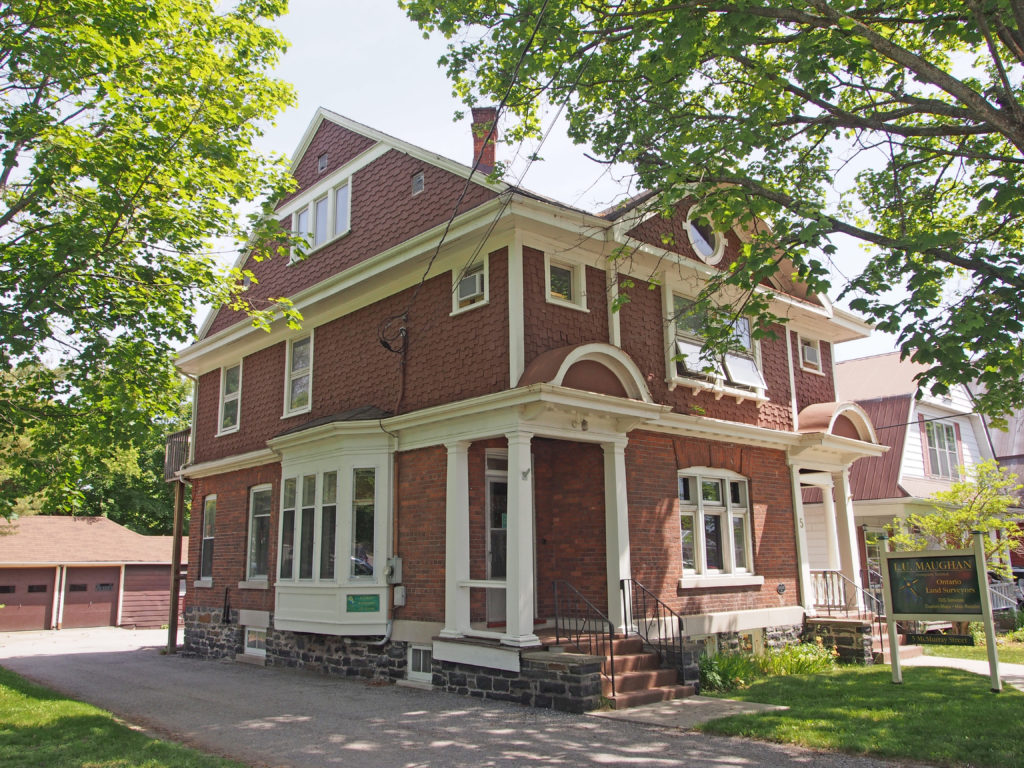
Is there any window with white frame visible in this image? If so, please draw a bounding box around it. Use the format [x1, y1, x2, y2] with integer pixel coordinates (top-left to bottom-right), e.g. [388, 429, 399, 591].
[411, 170, 425, 196]
[407, 645, 433, 683]
[799, 336, 822, 372]
[218, 363, 241, 434]
[284, 335, 312, 416]
[244, 627, 267, 657]
[290, 179, 351, 262]
[200, 495, 216, 581]
[678, 470, 753, 576]
[452, 259, 487, 312]
[925, 421, 960, 479]
[545, 254, 586, 309]
[686, 211, 725, 264]
[278, 466, 379, 584]
[317, 153, 328, 173]
[672, 295, 766, 392]
[247, 485, 272, 580]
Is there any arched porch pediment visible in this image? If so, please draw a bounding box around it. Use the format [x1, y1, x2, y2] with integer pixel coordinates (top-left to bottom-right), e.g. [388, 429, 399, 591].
[517, 343, 654, 403]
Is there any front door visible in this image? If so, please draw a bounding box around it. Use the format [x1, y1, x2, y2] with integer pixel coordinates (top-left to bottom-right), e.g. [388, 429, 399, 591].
[486, 475, 507, 624]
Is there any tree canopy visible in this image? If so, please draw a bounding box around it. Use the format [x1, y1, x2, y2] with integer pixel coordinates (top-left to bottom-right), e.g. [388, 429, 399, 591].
[403, 0, 1024, 420]
[0, 0, 298, 515]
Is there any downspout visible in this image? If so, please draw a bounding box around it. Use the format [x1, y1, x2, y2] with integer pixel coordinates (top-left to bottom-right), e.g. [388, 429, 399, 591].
[786, 329, 799, 430]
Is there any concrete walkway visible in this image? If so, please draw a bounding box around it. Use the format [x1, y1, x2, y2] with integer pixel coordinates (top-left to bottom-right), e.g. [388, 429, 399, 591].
[0, 627, 901, 768]
[902, 652, 1024, 692]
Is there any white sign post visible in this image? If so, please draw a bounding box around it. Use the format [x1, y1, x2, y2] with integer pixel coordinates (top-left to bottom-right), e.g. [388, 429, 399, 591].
[879, 531, 1001, 692]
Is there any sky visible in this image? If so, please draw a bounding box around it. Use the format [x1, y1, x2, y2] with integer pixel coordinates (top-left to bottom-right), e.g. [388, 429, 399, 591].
[255, 0, 898, 361]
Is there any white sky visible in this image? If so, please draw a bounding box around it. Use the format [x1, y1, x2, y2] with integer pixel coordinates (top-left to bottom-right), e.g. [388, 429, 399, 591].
[254, 0, 897, 361]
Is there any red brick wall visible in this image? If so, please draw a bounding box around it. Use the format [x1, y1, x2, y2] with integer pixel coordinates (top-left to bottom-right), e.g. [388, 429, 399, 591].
[186, 463, 280, 614]
[394, 446, 446, 623]
[522, 246, 609, 369]
[792, 331, 836, 411]
[533, 439, 608, 615]
[625, 430, 799, 615]
[616, 274, 793, 430]
[193, 249, 510, 464]
[206, 143, 498, 336]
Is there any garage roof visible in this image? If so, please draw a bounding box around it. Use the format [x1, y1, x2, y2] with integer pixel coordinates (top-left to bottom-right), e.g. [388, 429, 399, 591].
[0, 516, 187, 565]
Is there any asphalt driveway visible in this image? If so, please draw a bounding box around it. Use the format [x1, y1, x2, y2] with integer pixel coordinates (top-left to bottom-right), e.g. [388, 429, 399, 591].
[0, 627, 902, 768]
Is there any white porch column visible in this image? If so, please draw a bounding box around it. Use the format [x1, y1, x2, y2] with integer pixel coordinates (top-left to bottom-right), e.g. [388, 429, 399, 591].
[503, 430, 539, 647]
[820, 481, 841, 571]
[790, 466, 815, 615]
[602, 438, 631, 633]
[833, 469, 863, 598]
[440, 440, 471, 639]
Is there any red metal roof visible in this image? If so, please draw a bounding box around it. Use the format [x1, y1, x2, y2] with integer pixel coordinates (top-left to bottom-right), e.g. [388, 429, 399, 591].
[848, 395, 913, 500]
[0, 516, 186, 565]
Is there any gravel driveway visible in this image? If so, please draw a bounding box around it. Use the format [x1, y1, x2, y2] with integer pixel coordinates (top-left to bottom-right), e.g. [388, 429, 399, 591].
[0, 627, 904, 768]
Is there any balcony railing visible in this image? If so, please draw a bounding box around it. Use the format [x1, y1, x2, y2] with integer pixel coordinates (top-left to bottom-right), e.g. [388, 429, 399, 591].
[163, 429, 190, 482]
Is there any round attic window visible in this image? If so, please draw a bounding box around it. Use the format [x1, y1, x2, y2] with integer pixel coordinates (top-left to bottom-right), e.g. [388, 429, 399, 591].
[686, 212, 724, 264]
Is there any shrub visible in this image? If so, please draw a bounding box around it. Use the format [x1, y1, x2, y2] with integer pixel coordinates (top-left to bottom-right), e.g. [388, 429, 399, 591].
[1005, 627, 1024, 643]
[760, 639, 839, 676]
[699, 641, 838, 692]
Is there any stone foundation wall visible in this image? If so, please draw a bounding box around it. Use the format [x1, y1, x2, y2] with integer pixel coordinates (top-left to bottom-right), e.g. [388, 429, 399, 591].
[433, 652, 604, 713]
[715, 624, 802, 655]
[804, 619, 873, 664]
[765, 624, 804, 650]
[183, 606, 244, 659]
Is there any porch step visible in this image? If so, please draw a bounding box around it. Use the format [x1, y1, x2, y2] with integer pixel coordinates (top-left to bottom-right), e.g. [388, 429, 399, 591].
[874, 642, 923, 663]
[602, 667, 679, 695]
[608, 684, 697, 710]
[604, 651, 661, 675]
[562, 635, 645, 657]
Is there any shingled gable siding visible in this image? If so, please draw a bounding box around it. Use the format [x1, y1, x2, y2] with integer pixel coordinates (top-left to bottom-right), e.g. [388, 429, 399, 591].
[521, 246, 610, 365]
[626, 430, 799, 615]
[185, 465, 279, 618]
[791, 330, 837, 412]
[615, 273, 793, 430]
[206, 138, 499, 337]
[192, 248, 510, 465]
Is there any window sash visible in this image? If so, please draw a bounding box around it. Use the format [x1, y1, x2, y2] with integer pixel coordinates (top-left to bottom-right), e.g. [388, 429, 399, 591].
[247, 487, 272, 580]
[220, 365, 241, 433]
[926, 421, 959, 479]
[679, 474, 752, 576]
[286, 336, 312, 413]
[200, 496, 215, 580]
[351, 468, 376, 578]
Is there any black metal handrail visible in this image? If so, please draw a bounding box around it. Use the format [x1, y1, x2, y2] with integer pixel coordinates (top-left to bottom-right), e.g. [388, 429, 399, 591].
[553, 580, 616, 697]
[810, 569, 888, 660]
[620, 578, 685, 675]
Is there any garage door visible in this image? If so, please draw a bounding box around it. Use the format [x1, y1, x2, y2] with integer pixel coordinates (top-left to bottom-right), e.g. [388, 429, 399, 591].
[62, 567, 119, 628]
[0, 568, 55, 631]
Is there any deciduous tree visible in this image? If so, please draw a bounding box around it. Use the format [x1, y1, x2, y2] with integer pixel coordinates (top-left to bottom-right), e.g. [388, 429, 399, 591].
[403, 0, 1024, 420]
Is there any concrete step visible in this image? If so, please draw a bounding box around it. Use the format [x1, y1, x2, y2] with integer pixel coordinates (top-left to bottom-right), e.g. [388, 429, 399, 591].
[608, 684, 696, 710]
[603, 651, 661, 675]
[602, 667, 679, 696]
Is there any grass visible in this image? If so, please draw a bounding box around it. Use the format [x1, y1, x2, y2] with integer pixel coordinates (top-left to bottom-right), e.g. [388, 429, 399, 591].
[0, 666, 245, 768]
[698, 665, 1024, 767]
[924, 641, 1024, 665]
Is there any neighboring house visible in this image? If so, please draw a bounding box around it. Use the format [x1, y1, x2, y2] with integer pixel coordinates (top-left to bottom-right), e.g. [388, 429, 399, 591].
[0, 516, 187, 631]
[831, 352, 995, 592]
[171, 107, 884, 709]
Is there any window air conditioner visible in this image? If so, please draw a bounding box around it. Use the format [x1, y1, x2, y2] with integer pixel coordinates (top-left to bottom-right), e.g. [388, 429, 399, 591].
[458, 271, 485, 302]
[802, 343, 820, 367]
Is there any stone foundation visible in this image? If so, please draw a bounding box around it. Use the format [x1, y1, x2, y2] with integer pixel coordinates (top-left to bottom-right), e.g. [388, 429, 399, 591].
[183, 606, 244, 659]
[803, 619, 873, 664]
[433, 651, 604, 713]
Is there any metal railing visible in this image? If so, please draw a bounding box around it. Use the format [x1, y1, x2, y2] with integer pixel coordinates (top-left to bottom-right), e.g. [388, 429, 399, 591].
[552, 580, 616, 697]
[620, 578, 685, 674]
[163, 429, 190, 481]
[990, 580, 1023, 612]
[810, 569, 888, 660]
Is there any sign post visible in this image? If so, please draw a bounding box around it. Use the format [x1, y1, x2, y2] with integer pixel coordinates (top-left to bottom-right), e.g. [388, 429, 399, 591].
[879, 531, 1001, 692]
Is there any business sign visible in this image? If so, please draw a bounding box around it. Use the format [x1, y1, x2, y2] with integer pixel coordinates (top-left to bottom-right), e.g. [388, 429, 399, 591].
[345, 594, 380, 613]
[905, 633, 974, 646]
[886, 553, 982, 617]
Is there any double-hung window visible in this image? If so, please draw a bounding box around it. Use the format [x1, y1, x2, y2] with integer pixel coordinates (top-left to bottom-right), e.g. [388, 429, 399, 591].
[284, 335, 312, 416]
[218, 363, 241, 434]
[289, 179, 352, 262]
[246, 485, 272, 581]
[672, 295, 766, 393]
[679, 471, 752, 576]
[199, 495, 216, 581]
[925, 421, 960, 479]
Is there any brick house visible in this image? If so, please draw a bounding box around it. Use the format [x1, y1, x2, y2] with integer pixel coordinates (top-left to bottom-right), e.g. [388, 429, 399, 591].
[172, 108, 884, 709]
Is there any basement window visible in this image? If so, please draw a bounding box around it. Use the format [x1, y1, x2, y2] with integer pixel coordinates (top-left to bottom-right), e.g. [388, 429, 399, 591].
[244, 627, 267, 657]
[408, 645, 433, 684]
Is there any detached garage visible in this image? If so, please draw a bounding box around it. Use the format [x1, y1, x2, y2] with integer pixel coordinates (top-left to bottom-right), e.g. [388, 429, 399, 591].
[0, 516, 186, 631]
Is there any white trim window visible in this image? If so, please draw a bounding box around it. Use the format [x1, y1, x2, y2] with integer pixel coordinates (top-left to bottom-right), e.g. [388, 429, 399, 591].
[407, 645, 433, 683]
[351, 468, 376, 579]
[284, 334, 313, 416]
[290, 179, 352, 262]
[544, 253, 587, 311]
[679, 469, 753, 576]
[244, 627, 267, 657]
[199, 495, 216, 581]
[218, 362, 242, 435]
[685, 210, 725, 265]
[452, 257, 488, 313]
[799, 336, 823, 373]
[672, 295, 766, 394]
[246, 485, 272, 581]
[925, 421, 960, 480]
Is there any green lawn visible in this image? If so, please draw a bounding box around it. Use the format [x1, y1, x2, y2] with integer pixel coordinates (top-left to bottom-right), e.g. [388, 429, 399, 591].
[698, 665, 1024, 767]
[0, 666, 245, 768]
[924, 641, 1024, 665]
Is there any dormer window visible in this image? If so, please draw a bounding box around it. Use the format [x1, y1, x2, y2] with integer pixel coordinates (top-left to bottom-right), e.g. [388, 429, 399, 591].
[289, 179, 352, 262]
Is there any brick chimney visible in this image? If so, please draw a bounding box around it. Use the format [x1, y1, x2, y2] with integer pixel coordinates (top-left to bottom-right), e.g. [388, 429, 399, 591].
[471, 107, 498, 174]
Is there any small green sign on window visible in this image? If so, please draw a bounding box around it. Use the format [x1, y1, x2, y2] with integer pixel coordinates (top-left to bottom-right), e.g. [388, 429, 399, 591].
[346, 594, 380, 613]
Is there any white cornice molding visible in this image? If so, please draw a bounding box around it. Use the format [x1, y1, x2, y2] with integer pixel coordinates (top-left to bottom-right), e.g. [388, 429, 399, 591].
[181, 448, 279, 480]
